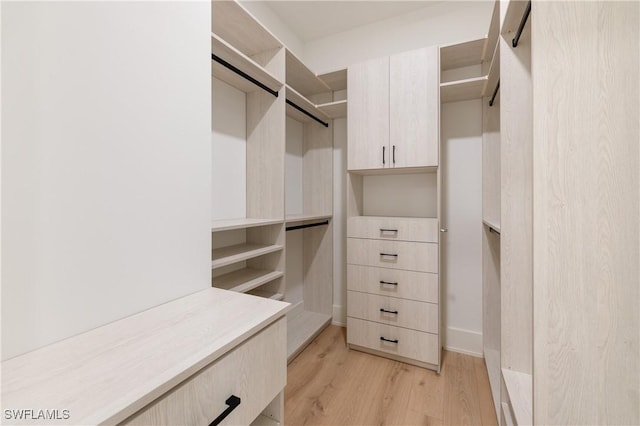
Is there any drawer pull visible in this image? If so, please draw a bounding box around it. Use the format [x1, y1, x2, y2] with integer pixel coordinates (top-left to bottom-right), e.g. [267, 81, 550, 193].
[379, 228, 398, 233]
[380, 253, 398, 258]
[209, 395, 241, 426]
[379, 280, 398, 286]
[380, 336, 399, 344]
[380, 308, 399, 315]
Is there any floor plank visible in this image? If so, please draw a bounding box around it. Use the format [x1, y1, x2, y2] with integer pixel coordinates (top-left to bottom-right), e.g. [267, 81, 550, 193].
[285, 325, 497, 426]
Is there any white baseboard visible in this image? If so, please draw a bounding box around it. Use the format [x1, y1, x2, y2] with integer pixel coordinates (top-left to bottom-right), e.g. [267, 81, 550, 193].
[445, 326, 483, 357]
[332, 304, 346, 326]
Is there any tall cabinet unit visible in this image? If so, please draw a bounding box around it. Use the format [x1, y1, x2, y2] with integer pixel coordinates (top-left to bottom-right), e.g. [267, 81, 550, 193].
[346, 46, 442, 372]
[211, 0, 339, 364]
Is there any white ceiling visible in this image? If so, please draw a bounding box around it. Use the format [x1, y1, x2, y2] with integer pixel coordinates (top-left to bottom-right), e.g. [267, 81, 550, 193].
[263, 1, 439, 42]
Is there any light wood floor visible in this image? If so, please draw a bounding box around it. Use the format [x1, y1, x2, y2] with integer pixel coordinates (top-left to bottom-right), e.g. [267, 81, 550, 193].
[285, 325, 497, 426]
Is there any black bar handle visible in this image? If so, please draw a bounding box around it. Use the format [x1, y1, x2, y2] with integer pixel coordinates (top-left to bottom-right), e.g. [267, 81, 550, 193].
[380, 336, 399, 344]
[380, 308, 399, 314]
[380, 253, 398, 258]
[380, 228, 398, 233]
[392, 145, 396, 164]
[379, 280, 398, 286]
[512, 1, 531, 48]
[382, 146, 386, 165]
[209, 395, 241, 426]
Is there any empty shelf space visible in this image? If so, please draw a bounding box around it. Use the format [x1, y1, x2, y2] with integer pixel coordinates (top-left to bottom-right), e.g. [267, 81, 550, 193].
[285, 49, 331, 98]
[502, 368, 532, 426]
[211, 217, 283, 232]
[212, 1, 282, 57]
[247, 288, 285, 301]
[214, 268, 283, 293]
[317, 100, 347, 119]
[285, 213, 332, 224]
[287, 309, 332, 361]
[440, 37, 488, 71]
[285, 85, 330, 126]
[250, 414, 280, 426]
[211, 34, 283, 95]
[212, 244, 283, 270]
[318, 68, 347, 91]
[440, 76, 488, 103]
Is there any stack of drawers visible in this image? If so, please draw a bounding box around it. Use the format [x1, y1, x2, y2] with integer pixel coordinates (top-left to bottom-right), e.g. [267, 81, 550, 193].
[346, 216, 440, 370]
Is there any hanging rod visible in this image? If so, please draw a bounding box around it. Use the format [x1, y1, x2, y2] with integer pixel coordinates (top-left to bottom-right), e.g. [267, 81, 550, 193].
[286, 99, 329, 127]
[489, 80, 500, 107]
[212, 54, 279, 98]
[489, 226, 501, 236]
[512, 1, 532, 48]
[286, 220, 329, 232]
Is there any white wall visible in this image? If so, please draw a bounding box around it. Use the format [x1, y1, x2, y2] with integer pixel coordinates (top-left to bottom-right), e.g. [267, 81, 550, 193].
[240, 1, 305, 59]
[303, 1, 494, 73]
[1, 2, 211, 359]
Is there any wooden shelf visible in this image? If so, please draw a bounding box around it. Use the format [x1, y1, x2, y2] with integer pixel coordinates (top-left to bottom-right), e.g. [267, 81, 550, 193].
[483, 219, 501, 234]
[440, 76, 488, 103]
[211, 217, 283, 232]
[247, 288, 285, 301]
[212, 1, 282, 57]
[212, 244, 283, 270]
[440, 37, 488, 71]
[285, 49, 331, 98]
[285, 85, 330, 125]
[214, 268, 283, 293]
[285, 213, 332, 225]
[286, 308, 332, 361]
[211, 33, 283, 95]
[250, 414, 280, 426]
[317, 100, 347, 119]
[318, 69, 347, 91]
[502, 368, 532, 426]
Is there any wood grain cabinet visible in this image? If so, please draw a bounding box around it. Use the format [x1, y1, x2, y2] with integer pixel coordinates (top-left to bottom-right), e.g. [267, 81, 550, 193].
[348, 47, 439, 171]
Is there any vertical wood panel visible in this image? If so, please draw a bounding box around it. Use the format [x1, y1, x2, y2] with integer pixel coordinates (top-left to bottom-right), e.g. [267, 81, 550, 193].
[532, 2, 639, 424]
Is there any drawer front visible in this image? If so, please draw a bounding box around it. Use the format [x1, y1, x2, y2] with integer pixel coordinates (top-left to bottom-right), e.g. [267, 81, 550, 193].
[347, 265, 438, 303]
[347, 216, 438, 243]
[347, 238, 438, 273]
[124, 318, 286, 426]
[347, 291, 438, 333]
[347, 317, 438, 365]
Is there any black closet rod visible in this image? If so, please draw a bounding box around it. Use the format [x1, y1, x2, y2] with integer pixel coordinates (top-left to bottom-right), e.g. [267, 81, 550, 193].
[489, 80, 500, 107]
[489, 226, 501, 236]
[212, 54, 279, 98]
[286, 220, 329, 231]
[286, 99, 329, 128]
[512, 1, 531, 48]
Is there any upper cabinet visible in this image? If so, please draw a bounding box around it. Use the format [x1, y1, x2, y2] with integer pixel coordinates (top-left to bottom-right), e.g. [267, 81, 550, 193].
[348, 47, 439, 171]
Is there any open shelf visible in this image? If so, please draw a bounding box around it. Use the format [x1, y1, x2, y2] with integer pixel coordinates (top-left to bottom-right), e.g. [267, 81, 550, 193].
[285, 213, 332, 225]
[317, 100, 347, 119]
[502, 368, 532, 426]
[214, 268, 283, 293]
[318, 68, 347, 91]
[212, 244, 283, 270]
[285, 85, 330, 125]
[440, 76, 488, 103]
[211, 218, 283, 232]
[211, 33, 283, 95]
[287, 308, 332, 361]
[212, 1, 282, 57]
[285, 49, 331, 98]
[247, 288, 285, 301]
[440, 37, 488, 71]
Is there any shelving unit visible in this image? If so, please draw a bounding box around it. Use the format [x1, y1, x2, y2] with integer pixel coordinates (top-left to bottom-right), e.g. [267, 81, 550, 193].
[285, 85, 330, 126]
[440, 76, 488, 103]
[286, 213, 332, 225]
[317, 100, 347, 119]
[286, 306, 332, 359]
[211, 218, 283, 232]
[212, 243, 283, 270]
[285, 49, 331, 98]
[214, 268, 284, 293]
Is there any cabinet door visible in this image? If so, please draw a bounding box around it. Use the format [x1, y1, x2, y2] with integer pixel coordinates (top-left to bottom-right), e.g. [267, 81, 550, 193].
[389, 46, 439, 168]
[348, 56, 389, 171]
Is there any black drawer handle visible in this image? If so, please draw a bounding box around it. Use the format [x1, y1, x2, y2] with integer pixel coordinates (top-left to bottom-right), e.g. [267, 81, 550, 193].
[379, 228, 398, 233]
[380, 336, 399, 344]
[209, 395, 241, 426]
[380, 308, 399, 315]
[379, 280, 398, 286]
[380, 253, 398, 258]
